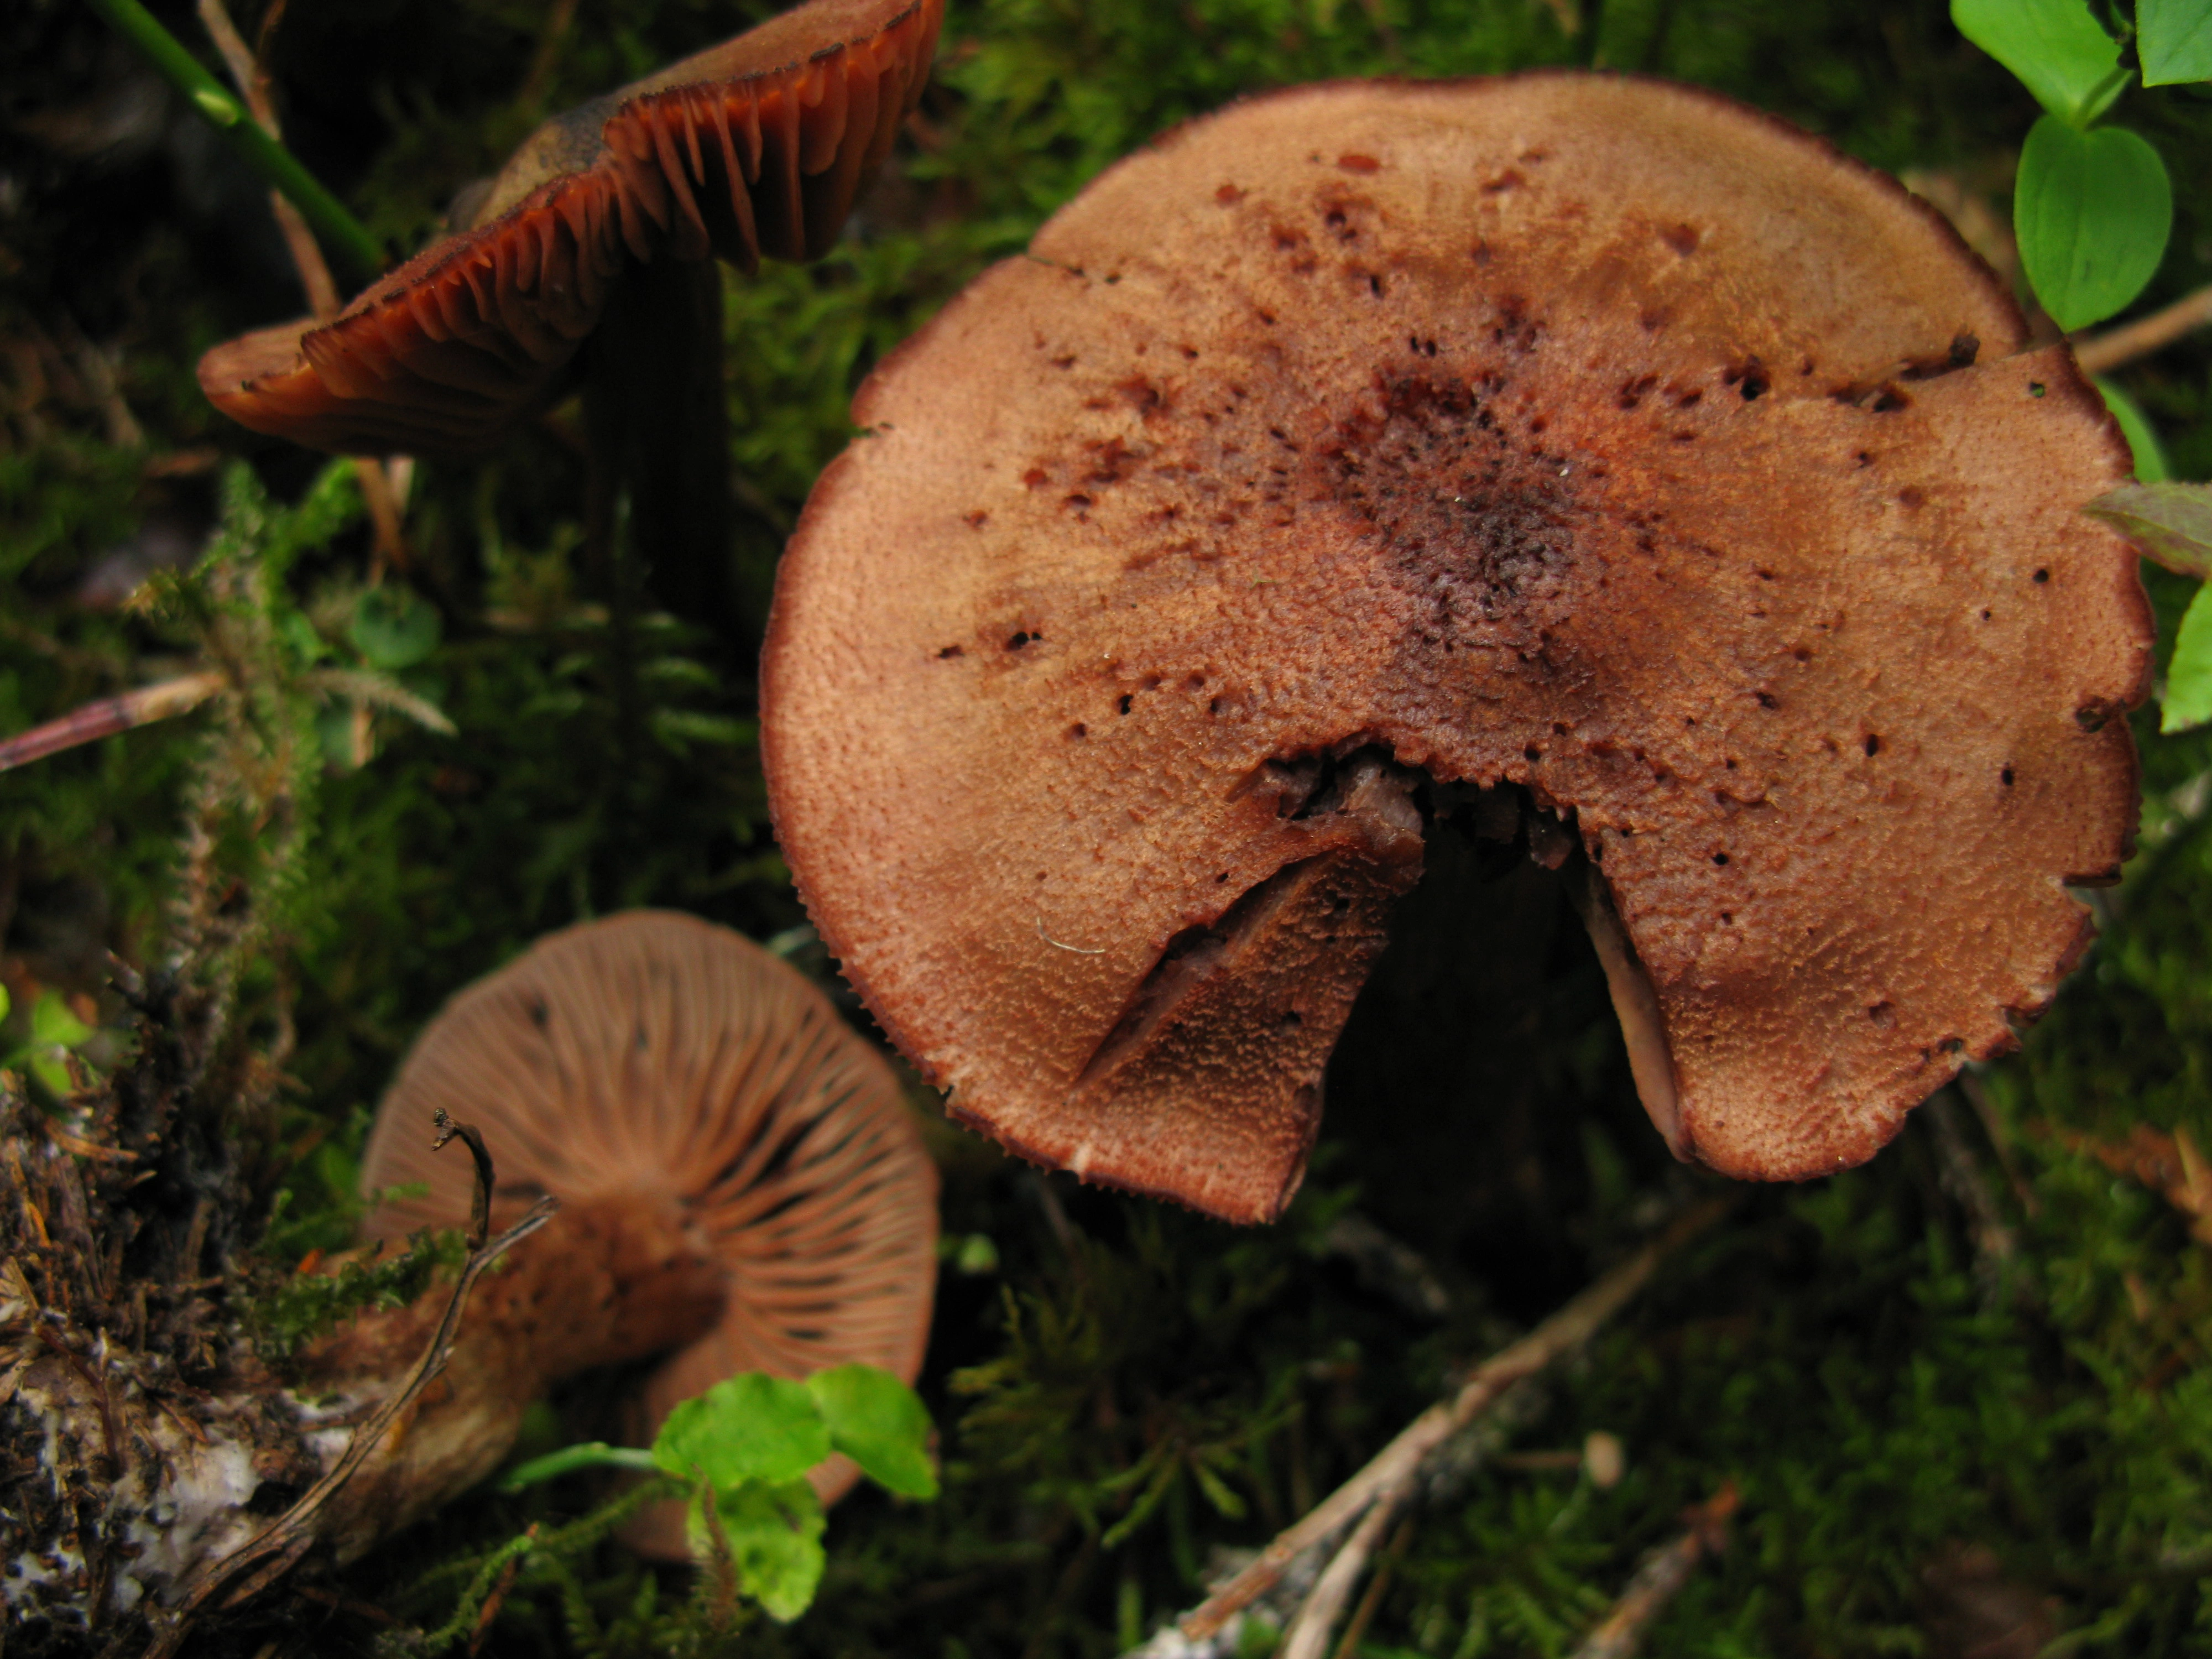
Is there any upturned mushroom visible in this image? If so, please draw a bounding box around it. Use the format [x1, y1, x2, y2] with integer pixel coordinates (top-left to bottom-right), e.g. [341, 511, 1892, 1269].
[195, 0, 942, 629]
[354, 909, 940, 1555]
[761, 75, 2152, 1225]
[1, 913, 935, 1630]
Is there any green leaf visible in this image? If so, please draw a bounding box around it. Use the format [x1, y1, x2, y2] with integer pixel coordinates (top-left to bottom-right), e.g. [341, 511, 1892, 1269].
[2163, 581, 2212, 733]
[688, 1479, 827, 1623]
[654, 1373, 831, 1488]
[349, 586, 442, 671]
[0, 985, 11, 1023]
[2094, 378, 2172, 482]
[2140, 0, 2212, 85]
[2085, 481, 2212, 576]
[806, 1364, 938, 1499]
[1953, 0, 2124, 122]
[2015, 117, 2172, 332]
[30, 991, 91, 1050]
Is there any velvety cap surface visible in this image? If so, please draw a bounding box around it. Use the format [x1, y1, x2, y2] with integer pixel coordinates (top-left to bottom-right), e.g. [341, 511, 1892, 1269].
[762, 75, 2151, 1224]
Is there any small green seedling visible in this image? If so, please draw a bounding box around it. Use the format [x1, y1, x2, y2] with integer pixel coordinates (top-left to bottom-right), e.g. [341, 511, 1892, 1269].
[499, 1364, 936, 1622]
[1, 987, 97, 1098]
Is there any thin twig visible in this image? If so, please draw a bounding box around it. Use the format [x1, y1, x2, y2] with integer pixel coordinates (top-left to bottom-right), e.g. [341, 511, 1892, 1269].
[2075, 285, 2212, 377]
[197, 0, 338, 319]
[1279, 1484, 1408, 1659]
[431, 1109, 496, 1250]
[0, 671, 225, 774]
[198, 0, 413, 572]
[1331, 1514, 1415, 1659]
[84, 0, 382, 282]
[1566, 1482, 1739, 1659]
[1923, 1089, 2017, 1295]
[468, 1525, 535, 1656]
[1181, 1196, 1734, 1641]
[143, 1187, 559, 1657]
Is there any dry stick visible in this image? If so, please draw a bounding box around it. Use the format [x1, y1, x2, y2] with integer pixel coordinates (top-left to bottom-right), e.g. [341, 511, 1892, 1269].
[198, 0, 411, 575]
[1329, 1514, 1415, 1659]
[0, 671, 225, 774]
[1566, 1483, 1739, 1659]
[1278, 1485, 1408, 1659]
[2074, 284, 2212, 377]
[142, 1127, 558, 1659]
[1182, 1196, 1735, 1642]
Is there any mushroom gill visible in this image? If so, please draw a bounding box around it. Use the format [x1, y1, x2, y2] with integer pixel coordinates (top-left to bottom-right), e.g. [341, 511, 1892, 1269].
[761, 74, 2152, 1225]
[356, 910, 939, 1556]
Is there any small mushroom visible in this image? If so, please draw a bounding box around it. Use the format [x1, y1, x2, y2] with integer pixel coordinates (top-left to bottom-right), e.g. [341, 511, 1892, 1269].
[195, 0, 942, 631]
[197, 0, 941, 452]
[761, 75, 2152, 1224]
[354, 910, 939, 1555]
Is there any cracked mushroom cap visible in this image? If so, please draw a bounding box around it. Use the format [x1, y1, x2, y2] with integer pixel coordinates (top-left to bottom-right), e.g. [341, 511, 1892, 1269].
[761, 74, 2152, 1225]
[196, 0, 942, 453]
[357, 910, 938, 1554]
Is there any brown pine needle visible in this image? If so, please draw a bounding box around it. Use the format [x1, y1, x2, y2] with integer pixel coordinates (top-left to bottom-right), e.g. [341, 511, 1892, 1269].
[1181, 1196, 1734, 1641]
[0, 671, 225, 773]
[2075, 285, 2212, 377]
[1567, 1483, 1739, 1659]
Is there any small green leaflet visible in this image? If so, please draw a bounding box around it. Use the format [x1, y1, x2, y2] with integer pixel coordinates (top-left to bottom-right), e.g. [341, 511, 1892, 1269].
[2140, 0, 2212, 86]
[2086, 481, 2212, 577]
[2015, 117, 2172, 332]
[688, 1479, 827, 1623]
[1952, 0, 2124, 124]
[2163, 583, 2212, 733]
[350, 585, 442, 670]
[654, 1373, 831, 1488]
[808, 1363, 939, 1498]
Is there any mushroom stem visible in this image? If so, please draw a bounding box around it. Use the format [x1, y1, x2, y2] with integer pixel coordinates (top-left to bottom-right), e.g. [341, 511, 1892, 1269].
[582, 258, 737, 642]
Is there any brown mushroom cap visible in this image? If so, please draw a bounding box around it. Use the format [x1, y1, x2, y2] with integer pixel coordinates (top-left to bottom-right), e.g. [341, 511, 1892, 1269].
[357, 910, 938, 1553]
[195, 0, 942, 454]
[761, 74, 2152, 1225]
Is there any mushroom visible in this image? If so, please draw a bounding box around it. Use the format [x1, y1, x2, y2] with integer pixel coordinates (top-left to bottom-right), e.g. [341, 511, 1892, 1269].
[353, 909, 939, 1555]
[195, 0, 942, 629]
[760, 75, 2152, 1224]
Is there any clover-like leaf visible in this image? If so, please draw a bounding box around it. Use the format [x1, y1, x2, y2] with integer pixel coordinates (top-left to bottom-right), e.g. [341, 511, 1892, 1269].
[2085, 481, 2212, 578]
[654, 1373, 831, 1489]
[807, 1363, 938, 1499]
[1953, 0, 2124, 123]
[687, 1478, 827, 1623]
[350, 586, 442, 671]
[29, 990, 91, 1051]
[2016, 116, 2172, 332]
[2140, 0, 2212, 86]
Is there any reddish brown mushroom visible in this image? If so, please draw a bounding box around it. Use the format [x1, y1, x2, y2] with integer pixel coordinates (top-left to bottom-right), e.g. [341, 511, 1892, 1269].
[356, 910, 939, 1554]
[197, 0, 942, 454]
[196, 0, 941, 632]
[761, 75, 2152, 1225]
